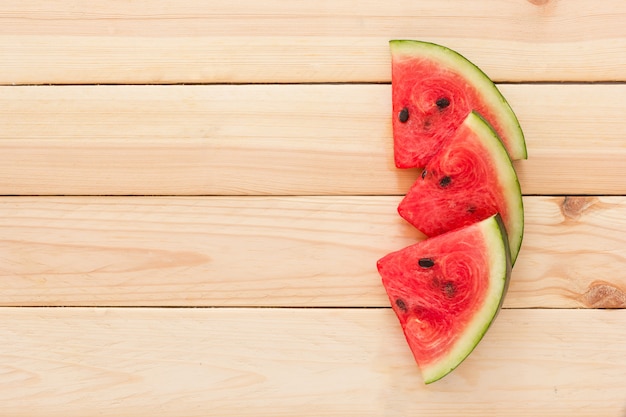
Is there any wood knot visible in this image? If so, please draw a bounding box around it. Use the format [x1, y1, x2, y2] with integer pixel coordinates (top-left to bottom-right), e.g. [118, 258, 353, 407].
[527, 0, 558, 14]
[560, 196, 597, 221]
[580, 281, 626, 308]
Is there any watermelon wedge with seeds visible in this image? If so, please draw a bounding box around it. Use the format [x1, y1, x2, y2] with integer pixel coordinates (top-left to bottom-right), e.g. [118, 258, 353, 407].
[377, 215, 511, 384]
[398, 111, 524, 265]
[390, 40, 527, 168]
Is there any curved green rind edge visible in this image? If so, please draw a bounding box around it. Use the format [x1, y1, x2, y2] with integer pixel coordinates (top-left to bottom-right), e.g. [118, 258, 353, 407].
[422, 214, 512, 384]
[389, 40, 528, 160]
[466, 111, 524, 265]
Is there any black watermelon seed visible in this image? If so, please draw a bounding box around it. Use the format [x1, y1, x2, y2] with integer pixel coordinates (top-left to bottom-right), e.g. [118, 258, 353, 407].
[421, 169, 427, 179]
[444, 281, 456, 298]
[439, 176, 451, 188]
[467, 205, 476, 214]
[395, 298, 408, 312]
[436, 97, 451, 109]
[398, 107, 409, 123]
[418, 258, 435, 268]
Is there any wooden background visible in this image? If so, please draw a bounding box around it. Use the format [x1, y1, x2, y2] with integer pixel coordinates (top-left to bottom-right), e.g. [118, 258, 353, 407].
[1, 1, 625, 415]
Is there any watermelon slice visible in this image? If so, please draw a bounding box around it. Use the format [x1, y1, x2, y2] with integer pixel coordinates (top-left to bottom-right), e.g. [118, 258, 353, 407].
[390, 39, 527, 168]
[398, 111, 524, 264]
[377, 215, 511, 384]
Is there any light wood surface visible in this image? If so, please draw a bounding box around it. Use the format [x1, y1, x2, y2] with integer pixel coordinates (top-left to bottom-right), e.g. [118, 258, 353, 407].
[2, 196, 625, 308]
[1, 0, 625, 83]
[0, 308, 624, 417]
[1, 1, 625, 415]
[1, 84, 625, 195]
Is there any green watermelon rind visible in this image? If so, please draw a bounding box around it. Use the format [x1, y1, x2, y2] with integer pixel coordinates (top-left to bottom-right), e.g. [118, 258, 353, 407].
[465, 111, 524, 265]
[421, 214, 512, 384]
[389, 40, 528, 161]
[398, 110, 524, 265]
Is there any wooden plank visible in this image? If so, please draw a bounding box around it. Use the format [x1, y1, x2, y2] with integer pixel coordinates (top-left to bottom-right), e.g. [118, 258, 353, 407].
[1, 84, 625, 196]
[1, 0, 625, 83]
[2, 196, 624, 308]
[0, 307, 623, 416]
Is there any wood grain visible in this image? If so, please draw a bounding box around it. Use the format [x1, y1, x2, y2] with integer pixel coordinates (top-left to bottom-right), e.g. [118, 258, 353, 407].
[0, 307, 624, 417]
[1, 84, 625, 196]
[2, 196, 624, 308]
[2, 1, 625, 415]
[1, 0, 625, 84]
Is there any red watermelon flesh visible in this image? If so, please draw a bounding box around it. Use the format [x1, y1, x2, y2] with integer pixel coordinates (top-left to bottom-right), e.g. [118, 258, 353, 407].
[398, 111, 524, 265]
[390, 40, 527, 168]
[377, 215, 511, 384]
